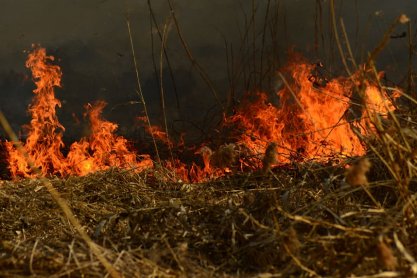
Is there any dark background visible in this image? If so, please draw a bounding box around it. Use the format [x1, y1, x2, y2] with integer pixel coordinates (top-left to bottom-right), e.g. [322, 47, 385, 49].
[0, 0, 415, 145]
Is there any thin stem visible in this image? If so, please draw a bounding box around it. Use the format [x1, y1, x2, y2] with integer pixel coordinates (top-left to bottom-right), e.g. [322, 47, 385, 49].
[159, 18, 176, 167]
[167, 0, 224, 112]
[148, 0, 181, 109]
[330, 0, 352, 76]
[126, 18, 161, 164]
[340, 18, 357, 69]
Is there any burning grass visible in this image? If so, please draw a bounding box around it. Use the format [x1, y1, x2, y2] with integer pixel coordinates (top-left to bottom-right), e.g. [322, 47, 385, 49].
[3, 45, 400, 182]
[0, 161, 416, 277]
[5, 46, 153, 179]
[1, 14, 417, 276]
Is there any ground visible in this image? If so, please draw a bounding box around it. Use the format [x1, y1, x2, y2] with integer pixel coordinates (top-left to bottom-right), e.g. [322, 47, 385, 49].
[0, 161, 416, 277]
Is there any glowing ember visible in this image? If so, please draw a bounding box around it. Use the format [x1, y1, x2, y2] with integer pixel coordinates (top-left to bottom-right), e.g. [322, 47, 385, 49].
[5, 46, 67, 177]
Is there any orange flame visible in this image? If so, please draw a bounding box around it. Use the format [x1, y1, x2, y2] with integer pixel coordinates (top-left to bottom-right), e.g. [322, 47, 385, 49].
[4, 47, 399, 181]
[226, 55, 398, 167]
[137, 116, 174, 148]
[67, 101, 153, 176]
[6, 46, 153, 178]
[360, 82, 399, 130]
[5, 46, 67, 177]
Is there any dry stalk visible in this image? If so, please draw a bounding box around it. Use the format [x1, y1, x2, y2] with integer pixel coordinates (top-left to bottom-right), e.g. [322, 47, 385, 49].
[366, 14, 410, 68]
[163, 238, 185, 273]
[339, 18, 358, 69]
[283, 226, 300, 256]
[283, 244, 319, 277]
[127, 18, 161, 165]
[147, 0, 180, 109]
[407, 20, 415, 97]
[259, 0, 271, 90]
[276, 205, 373, 234]
[29, 238, 39, 275]
[167, 0, 224, 112]
[159, 17, 176, 167]
[329, 0, 352, 76]
[393, 232, 417, 274]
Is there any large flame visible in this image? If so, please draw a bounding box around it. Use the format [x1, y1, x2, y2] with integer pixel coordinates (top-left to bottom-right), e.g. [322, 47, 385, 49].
[4, 47, 399, 180]
[5, 47, 67, 177]
[226, 55, 398, 167]
[5, 46, 153, 178]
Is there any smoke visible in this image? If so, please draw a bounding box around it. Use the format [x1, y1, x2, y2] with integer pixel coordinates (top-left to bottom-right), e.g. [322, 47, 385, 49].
[0, 0, 415, 141]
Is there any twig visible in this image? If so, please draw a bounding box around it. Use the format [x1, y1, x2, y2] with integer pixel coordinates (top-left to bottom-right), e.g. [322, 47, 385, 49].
[340, 18, 358, 69]
[167, 0, 224, 112]
[126, 17, 161, 165]
[148, 0, 181, 109]
[329, 0, 352, 76]
[29, 239, 39, 275]
[283, 244, 320, 277]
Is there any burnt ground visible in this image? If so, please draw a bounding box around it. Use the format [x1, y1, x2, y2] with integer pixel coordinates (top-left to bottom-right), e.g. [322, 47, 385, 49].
[0, 160, 416, 277]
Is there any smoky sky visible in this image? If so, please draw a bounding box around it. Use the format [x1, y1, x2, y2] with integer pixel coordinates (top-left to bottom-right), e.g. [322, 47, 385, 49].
[0, 0, 416, 142]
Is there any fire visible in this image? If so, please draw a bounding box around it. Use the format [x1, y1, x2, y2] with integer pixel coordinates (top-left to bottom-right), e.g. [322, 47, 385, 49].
[360, 82, 399, 129]
[5, 46, 153, 178]
[137, 116, 174, 148]
[67, 101, 153, 176]
[3, 46, 399, 180]
[226, 54, 398, 167]
[5, 46, 67, 177]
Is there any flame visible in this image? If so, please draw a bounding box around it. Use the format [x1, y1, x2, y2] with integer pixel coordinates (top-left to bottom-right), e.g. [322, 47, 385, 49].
[225, 55, 398, 167]
[360, 82, 399, 129]
[3, 46, 399, 181]
[137, 116, 174, 148]
[6, 46, 153, 178]
[5, 46, 67, 177]
[67, 101, 153, 176]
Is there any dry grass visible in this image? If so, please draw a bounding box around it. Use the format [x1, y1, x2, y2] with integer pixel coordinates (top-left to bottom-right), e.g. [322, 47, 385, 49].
[0, 156, 416, 277]
[1, 3, 417, 277]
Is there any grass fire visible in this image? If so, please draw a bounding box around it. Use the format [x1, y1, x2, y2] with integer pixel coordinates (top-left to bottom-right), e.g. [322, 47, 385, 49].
[1, 1, 417, 277]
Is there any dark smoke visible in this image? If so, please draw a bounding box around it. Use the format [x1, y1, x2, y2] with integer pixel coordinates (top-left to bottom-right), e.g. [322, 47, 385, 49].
[0, 0, 415, 144]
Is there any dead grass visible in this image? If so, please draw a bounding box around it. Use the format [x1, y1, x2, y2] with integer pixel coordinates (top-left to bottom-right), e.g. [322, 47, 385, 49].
[0, 3, 416, 277]
[0, 159, 416, 277]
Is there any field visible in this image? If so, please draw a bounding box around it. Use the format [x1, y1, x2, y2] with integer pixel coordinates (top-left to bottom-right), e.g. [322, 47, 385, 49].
[1, 157, 417, 277]
[1, 1, 417, 277]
